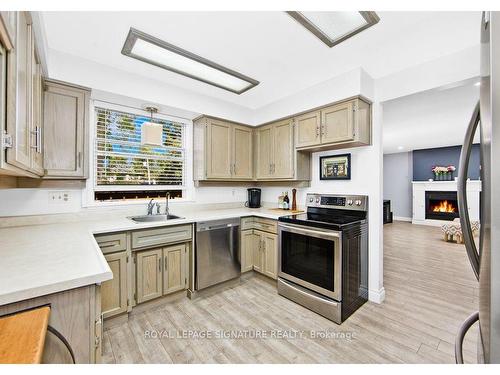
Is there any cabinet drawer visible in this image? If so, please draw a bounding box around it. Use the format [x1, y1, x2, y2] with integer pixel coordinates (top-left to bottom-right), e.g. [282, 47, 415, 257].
[95, 233, 127, 254]
[132, 225, 192, 250]
[241, 217, 277, 234]
[253, 218, 277, 234]
[241, 217, 255, 230]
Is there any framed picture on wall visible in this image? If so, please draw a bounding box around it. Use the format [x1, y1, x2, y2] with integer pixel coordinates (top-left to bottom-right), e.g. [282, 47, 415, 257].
[319, 153, 351, 180]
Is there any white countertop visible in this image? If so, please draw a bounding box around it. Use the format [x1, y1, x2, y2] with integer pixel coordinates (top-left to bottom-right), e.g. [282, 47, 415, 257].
[0, 206, 296, 306]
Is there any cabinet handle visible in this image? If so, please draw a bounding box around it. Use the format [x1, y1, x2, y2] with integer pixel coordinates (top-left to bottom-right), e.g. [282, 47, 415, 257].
[78, 152, 82, 169]
[233, 163, 237, 175]
[30, 126, 40, 151]
[159, 257, 162, 272]
[316, 126, 320, 137]
[37, 126, 42, 153]
[262, 240, 266, 251]
[164, 256, 168, 271]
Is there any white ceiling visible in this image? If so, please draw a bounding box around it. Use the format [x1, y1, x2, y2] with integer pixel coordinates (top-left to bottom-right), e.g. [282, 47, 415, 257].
[382, 81, 480, 154]
[41, 11, 481, 110]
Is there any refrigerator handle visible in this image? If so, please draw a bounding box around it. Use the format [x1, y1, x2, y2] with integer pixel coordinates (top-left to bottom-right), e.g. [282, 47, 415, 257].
[455, 311, 479, 364]
[457, 101, 481, 280]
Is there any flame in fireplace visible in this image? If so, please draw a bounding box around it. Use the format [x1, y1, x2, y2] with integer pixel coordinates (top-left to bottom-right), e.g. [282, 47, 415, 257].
[431, 200, 456, 213]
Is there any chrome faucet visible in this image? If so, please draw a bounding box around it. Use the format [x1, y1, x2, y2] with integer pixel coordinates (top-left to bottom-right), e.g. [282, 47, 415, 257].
[147, 199, 155, 215]
[165, 193, 170, 216]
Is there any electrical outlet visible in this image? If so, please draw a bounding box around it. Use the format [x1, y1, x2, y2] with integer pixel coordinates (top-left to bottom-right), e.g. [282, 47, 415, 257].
[48, 191, 70, 204]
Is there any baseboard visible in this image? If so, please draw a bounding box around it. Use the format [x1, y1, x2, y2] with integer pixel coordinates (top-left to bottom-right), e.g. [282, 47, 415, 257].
[368, 287, 386, 304]
[393, 216, 412, 222]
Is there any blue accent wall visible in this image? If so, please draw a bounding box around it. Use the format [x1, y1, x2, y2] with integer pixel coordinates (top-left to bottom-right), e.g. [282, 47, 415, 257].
[412, 144, 481, 181]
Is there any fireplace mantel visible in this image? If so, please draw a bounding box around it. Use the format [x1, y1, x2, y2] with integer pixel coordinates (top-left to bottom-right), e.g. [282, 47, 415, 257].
[412, 180, 481, 226]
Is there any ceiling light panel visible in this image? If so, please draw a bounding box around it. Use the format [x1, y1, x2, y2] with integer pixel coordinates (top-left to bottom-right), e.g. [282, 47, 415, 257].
[287, 11, 380, 48]
[122, 28, 259, 94]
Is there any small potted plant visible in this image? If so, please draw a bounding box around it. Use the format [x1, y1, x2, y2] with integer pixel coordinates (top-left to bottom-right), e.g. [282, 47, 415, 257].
[447, 165, 456, 181]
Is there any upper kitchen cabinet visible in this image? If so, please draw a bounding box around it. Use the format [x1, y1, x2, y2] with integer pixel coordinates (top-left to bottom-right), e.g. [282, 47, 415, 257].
[255, 119, 310, 181]
[1, 12, 44, 177]
[43, 79, 90, 179]
[294, 97, 371, 152]
[193, 116, 253, 181]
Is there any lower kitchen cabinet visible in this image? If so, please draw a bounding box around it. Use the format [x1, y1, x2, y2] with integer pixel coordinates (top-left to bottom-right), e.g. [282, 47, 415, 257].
[0, 285, 101, 363]
[101, 251, 128, 319]
[241, 229, 258, 272]
[136, 248, 163, 304]
[262, 231, 278, 279]
[136, 244, 188, 304]
[240, 217, 278, 280]
[255, 230, 278, 279]
[163, 243, 187, 295]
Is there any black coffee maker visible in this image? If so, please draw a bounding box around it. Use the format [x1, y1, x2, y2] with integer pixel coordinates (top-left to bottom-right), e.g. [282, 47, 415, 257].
[246, 188, 261, 208]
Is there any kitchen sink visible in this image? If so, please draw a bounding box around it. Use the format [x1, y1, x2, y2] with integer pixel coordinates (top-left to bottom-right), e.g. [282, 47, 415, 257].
[128, 214, 184, 223]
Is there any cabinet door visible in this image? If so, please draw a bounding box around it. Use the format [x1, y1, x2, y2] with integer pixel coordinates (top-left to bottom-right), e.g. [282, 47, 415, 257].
[233, 125, 253, 179]
[136, 248, 163, 303]
[295, 111, 320, 148]
[6, 12, 31, 171]
[263, 233, 278, 279]
[30, 31, 43, 175]
[272, 119, 294, 179]
[255, 125, 273, 179]
[101, 252, 127, 318]
[43, 81, 88, 178]
[241, 229, 255, 272]
[206, 119, 232, 179]
[163, 244, 186, 295]
[252, 231, 265, 273]
[321, 101, 354, 144]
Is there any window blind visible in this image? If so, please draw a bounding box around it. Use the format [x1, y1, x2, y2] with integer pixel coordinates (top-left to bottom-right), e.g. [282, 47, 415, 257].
[94, 107, 185, 188]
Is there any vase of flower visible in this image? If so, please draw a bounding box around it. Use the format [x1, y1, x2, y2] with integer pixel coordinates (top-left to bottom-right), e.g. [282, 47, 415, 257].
[447, 165, 456, 181]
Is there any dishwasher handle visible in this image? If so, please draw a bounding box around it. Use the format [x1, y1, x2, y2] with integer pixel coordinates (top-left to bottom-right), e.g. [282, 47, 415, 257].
[196, 218, 240, 232]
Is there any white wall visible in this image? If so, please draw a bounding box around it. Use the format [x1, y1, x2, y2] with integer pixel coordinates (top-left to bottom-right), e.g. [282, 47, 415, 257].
[258, 69, 385, 303]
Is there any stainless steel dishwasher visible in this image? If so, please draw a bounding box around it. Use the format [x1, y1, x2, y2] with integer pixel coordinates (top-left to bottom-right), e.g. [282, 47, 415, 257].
[195, 218, 241, 290]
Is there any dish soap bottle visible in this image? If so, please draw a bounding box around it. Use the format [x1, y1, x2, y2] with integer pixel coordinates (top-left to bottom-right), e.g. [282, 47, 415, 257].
[283, 191, 290, 210]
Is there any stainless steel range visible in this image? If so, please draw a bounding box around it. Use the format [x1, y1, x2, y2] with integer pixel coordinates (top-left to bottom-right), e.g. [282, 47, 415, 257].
[277, 193, 368, 324]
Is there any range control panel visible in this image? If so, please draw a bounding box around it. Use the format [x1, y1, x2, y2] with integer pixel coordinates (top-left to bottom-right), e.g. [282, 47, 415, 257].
[306, 193, 368, 211]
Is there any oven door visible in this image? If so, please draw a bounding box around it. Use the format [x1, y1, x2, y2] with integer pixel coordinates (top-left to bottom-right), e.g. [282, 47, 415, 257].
[278, 222, 341, 301]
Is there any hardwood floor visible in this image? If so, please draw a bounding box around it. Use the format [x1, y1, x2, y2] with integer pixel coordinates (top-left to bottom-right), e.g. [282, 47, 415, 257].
[102, 222, 480, 364]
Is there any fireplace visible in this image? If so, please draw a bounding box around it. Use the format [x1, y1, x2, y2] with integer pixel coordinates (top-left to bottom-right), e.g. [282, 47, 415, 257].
[425, 191, 459, 221]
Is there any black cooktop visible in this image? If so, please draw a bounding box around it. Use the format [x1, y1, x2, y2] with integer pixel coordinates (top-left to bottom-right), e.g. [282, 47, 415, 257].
[279, 207, 367, 230]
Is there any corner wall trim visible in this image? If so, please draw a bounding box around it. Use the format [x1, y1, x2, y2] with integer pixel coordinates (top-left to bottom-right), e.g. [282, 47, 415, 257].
[368, 287, 386, 304]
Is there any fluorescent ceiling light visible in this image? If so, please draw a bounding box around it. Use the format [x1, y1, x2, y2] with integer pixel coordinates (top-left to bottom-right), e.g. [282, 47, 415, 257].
[122, 28, 259, 94]
[287, 11, 380, 48]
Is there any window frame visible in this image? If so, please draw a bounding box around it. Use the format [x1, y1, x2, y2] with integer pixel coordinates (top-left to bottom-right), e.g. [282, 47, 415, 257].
[84, 100, 194, 207]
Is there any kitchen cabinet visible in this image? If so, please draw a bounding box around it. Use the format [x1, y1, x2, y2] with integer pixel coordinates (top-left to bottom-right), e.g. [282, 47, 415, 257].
[0, 285, 102, 364]
[254, 230, 278, 279]
[295, 110, 321, 148]
[241, 229, 258, 273]
[239, 217, 278, 280]
[136, 248, 163, 304]
[5, 12, 31, 173]
[262, 232, 278, 279]
[1, 12, 44, 177]
[232, 125, 253, 179]
[101, 252, 128, 319]
[255, 125, 273, 179]
[294, 97, 371, 152]
[163, 243, 187, 295]
[255, 119, 310, 181]
[29, 29, 43, 175]
[43, 79, 90, 178]
[206, 118, 232, 179]
[193, 116, 253, 181]
[136, 244, 187, 304]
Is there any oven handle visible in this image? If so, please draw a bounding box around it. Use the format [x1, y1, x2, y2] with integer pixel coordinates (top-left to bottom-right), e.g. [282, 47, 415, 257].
[278, 223, 340, 239]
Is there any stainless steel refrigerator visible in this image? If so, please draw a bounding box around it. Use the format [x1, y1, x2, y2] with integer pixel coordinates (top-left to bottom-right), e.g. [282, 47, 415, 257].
[456, 11, 500, 364]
